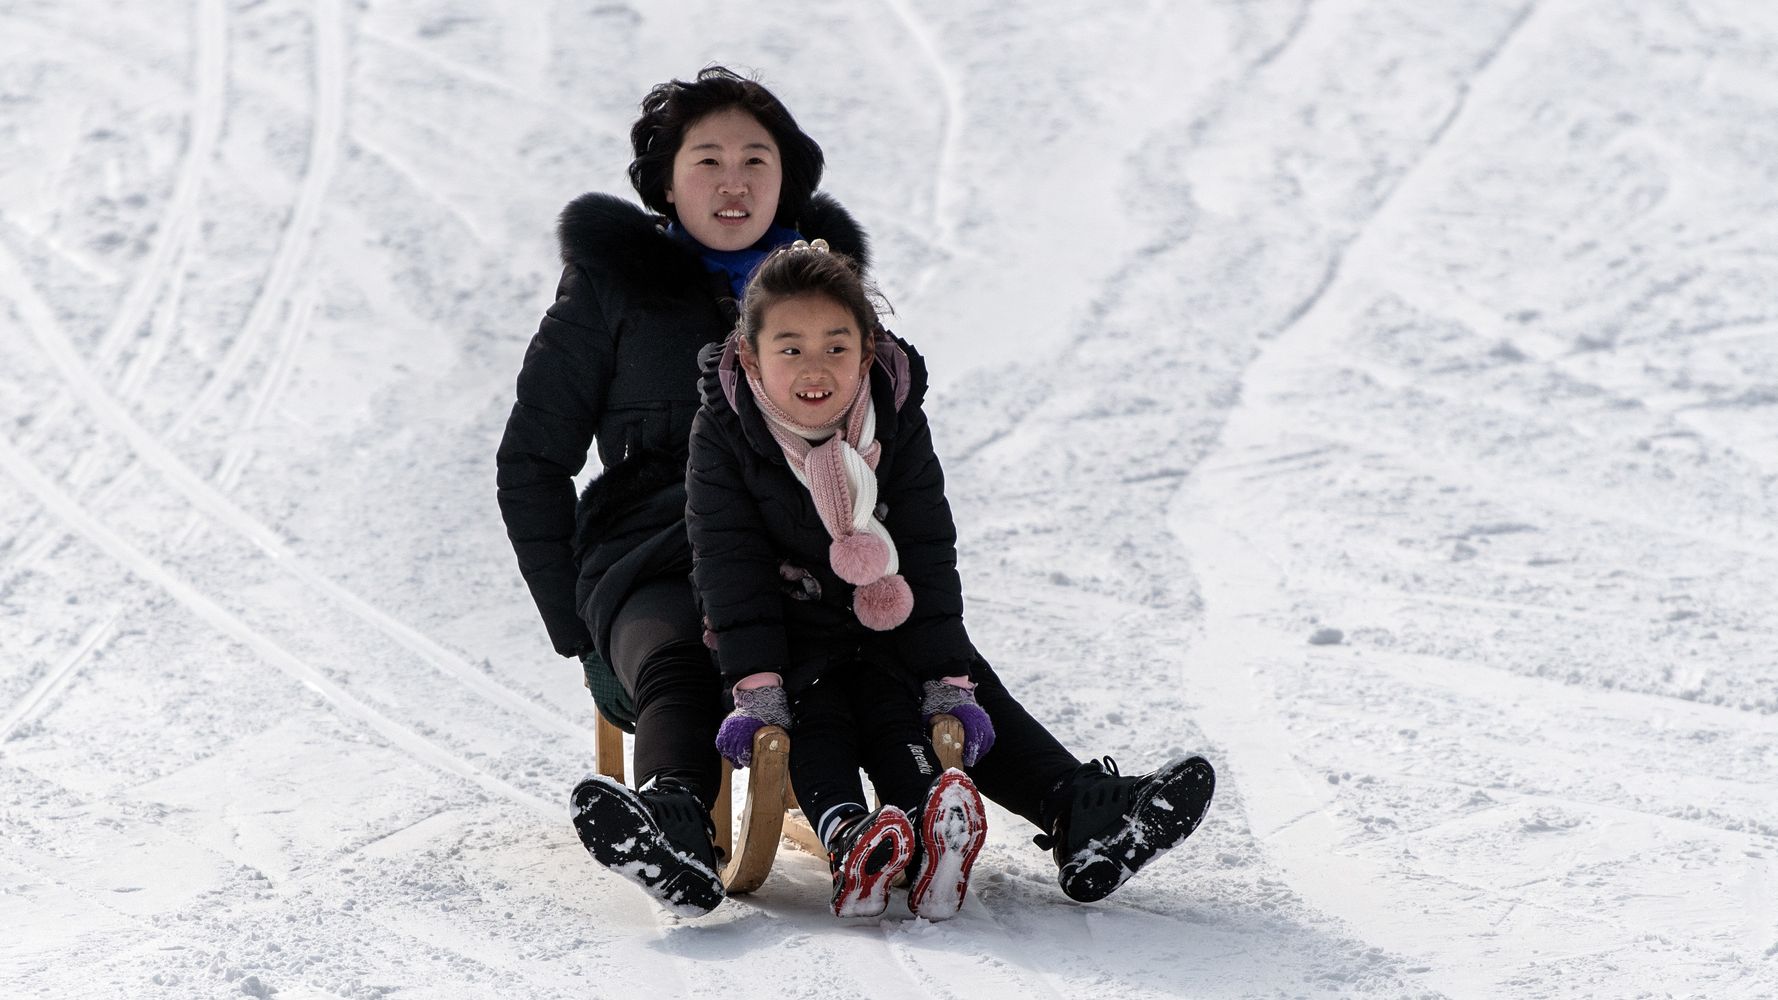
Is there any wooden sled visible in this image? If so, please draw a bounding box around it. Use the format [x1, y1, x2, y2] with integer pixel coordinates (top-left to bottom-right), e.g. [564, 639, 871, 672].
[593, 712, 966, 894]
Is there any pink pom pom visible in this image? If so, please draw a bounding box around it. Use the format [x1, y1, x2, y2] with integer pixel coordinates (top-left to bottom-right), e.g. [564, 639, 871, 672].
[854, 574, 913, 630]
[829, 531, 889, 585]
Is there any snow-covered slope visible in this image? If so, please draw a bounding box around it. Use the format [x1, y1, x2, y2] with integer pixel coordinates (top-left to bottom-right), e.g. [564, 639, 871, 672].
[3, 1, 1774, 997]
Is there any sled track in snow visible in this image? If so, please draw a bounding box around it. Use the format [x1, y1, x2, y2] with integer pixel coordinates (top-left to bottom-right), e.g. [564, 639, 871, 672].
[1169, 0, 1762, 979]
[164, 0, 344, 442]
[91, 0, 228, 363]
[356, 24, 606, 134]
[876, 0, 962, 254]
[0, 0, 225, 583]
[1, 225, 600, 756]
[0, 618, 115, 746]
[0, 431, 553, 817]
[0, 235, 601, 767]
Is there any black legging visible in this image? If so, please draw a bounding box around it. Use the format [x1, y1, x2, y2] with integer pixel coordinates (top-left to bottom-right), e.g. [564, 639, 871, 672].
[962, 660, 1083, 832]
[607, 578, 723, 808]
[788, 661, 939, 841]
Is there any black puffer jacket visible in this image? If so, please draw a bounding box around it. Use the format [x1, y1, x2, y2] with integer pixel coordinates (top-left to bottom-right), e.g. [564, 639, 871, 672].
[686, 332, 983, 692]
[496, 192, 869, 658]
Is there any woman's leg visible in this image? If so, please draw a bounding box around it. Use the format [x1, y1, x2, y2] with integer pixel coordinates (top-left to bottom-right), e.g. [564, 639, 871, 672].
[607, 578, 723, 809]
[966, 660, 1084, 830]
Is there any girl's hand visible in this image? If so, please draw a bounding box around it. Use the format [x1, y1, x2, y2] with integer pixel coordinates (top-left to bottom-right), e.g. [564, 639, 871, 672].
[921, 677, 996, 766]
[715, 676, 790, 768]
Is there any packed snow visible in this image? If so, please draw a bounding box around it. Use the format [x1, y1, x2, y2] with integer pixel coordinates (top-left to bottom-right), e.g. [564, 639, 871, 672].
[4, 1, 1776, 997]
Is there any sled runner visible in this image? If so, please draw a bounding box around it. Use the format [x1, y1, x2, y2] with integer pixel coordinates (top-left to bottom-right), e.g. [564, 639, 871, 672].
[592, 711, 966, 893]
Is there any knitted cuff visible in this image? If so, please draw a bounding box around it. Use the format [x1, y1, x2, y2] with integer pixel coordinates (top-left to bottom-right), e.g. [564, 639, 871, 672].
[920, 679, 977, 717]
[733, 683, 793, 728]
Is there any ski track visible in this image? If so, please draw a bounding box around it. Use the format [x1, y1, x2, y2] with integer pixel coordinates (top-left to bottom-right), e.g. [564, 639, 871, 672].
[346, 115, 493, 244]
[942, 1, 1317, 468]
[2, 806, 700, 1000]
[0, 468, 634, 1000]
[874, 893, 1075, 1000]
[162, 0, 344, 443]
[89, 0, 226, 363]
[1172, 0, 1777, 991]
[0, 617, 115, 745]
[0, 431, 554, 816]
[1236, 392, 1778, 564]
[0, 0, 220, 580]
[162, 269, 317, 553]
[354, 23, 606, 135]
[0, 233, 603, 752]
[875, 0, 962, 255]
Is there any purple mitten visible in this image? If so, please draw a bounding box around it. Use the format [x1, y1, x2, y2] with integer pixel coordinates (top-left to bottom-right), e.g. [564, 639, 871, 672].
[715, 682, 791, 769]
[921, 678, 996, 766]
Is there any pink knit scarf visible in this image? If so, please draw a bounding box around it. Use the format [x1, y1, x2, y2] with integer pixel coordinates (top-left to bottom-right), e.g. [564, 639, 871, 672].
[746, 373, 914, 631]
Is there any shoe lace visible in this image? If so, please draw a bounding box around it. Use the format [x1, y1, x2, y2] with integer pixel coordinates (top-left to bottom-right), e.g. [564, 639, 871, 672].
[1031, 754, 1137, 846]
[640, 779, 716, 858]
[1031, 757, 1126, 850]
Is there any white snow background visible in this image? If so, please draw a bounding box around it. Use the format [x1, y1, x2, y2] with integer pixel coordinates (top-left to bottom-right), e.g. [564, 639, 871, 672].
[2, 1, 1775, 997]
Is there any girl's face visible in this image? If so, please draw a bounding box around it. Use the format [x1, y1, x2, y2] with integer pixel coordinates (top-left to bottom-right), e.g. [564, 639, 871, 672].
[742, 293, 870, 428]
[666, 107, 782, 252]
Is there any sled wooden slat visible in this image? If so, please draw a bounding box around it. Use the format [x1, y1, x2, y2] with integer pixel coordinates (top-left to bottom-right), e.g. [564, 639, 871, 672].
[778, 787, 828, 860]
[719, 725, 788, 892]
[594, 713, 626, 785]
[929, 713, 966, 772]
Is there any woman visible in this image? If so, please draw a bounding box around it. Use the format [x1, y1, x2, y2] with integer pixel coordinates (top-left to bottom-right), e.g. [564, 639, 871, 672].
[495, 67, 1213, 915]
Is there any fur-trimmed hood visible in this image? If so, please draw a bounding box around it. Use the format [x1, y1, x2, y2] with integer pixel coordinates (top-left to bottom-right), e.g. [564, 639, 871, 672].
[555, 191, 871, 299]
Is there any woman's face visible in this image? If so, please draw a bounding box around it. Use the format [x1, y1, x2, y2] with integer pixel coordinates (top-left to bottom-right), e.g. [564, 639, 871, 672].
[742, 293, 869, 428]
[667, 108, 782, 252]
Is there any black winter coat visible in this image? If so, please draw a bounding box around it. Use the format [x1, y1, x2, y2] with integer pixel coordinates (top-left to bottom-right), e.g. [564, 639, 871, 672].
[496, 191, 870, 658]
[686, 333, 983, 692]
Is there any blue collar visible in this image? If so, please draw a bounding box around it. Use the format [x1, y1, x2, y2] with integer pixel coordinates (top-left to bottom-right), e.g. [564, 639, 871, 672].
[668, 223, 803, 299]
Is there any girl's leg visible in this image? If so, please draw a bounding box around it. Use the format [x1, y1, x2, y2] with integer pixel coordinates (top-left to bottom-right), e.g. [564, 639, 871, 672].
[788, 676, 876, 845]
[607, 578, 723, 809]
[841, 667, 938, 814]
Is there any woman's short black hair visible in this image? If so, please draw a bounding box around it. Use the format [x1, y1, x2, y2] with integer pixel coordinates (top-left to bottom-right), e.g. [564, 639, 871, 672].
[629, 66, 825, 229]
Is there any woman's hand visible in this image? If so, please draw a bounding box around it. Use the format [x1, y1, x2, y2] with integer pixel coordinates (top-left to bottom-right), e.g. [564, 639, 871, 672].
[715, 674, 790, 768]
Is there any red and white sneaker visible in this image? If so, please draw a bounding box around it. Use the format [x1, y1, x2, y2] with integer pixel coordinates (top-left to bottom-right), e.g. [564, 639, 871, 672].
[907, 769, 987, 920]
[827, 805, 915, 918]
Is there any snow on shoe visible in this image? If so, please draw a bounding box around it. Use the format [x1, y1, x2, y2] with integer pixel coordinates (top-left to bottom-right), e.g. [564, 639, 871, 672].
[907, 768, 987, 920]
[569, 774, 725, 916]
[1043, 756, 1215, 903]
[826, 805, 915, 918]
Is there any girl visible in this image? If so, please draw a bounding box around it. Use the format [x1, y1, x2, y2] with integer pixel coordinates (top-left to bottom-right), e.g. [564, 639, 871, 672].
[686, 242, 990, 919]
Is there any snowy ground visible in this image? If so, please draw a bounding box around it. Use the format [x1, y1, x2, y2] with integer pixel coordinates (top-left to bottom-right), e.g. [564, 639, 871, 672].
[4, 1, 1776, 997]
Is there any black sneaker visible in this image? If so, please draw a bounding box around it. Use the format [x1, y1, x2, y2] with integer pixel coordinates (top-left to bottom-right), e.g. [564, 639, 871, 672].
[907, 769, 987, 920]
[827, 805, 915, 918]
[1037, 756, 1214, 903]
[569, 775, 725, 916]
